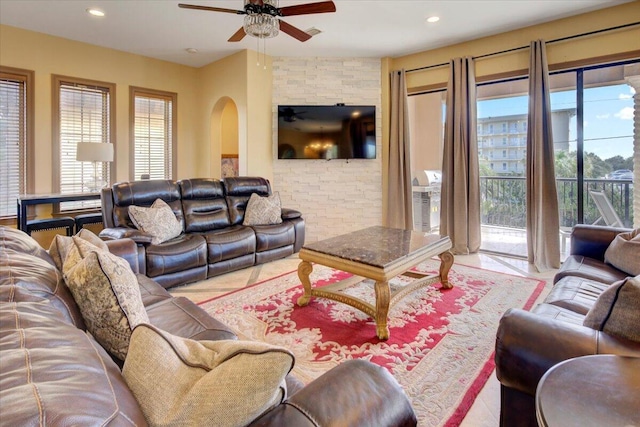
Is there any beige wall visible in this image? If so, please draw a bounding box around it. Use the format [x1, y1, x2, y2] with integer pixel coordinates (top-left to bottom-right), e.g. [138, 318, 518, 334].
[390, 2, 640, 92]
[0, 24, 200, 190]
[246, 50, 274, 181]
[221, 102, 239, 155]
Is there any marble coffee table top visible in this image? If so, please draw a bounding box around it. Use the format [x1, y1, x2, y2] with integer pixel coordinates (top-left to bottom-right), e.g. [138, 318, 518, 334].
[302, 226, 447, 268]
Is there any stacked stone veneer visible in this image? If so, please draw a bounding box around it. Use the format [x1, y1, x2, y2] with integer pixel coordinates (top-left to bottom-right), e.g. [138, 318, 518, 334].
[272, 57, 382, 243]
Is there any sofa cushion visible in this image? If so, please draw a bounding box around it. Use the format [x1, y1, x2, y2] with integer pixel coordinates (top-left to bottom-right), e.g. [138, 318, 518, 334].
[146, 296, 236, 341]
[531, 303, 586, 325]
[243, 192, 283, 226]
[0, 300, 147, 426]
[0, 225, 55, 266]
[145, 233, 207, 278]
[553, 255, 629, 285]
[63, 241, 149, 360]
[0, 248, 85, 328]
[604, 228, 640, 276]
[180, 178, 232, 232]
[202, 225, 256, 263]
[123, 323, 293, 427]
[545, 276, 610, 315]
[129, 198, 183, 245]
[253, 222, 295, 253]
[583, 275, 640, 342]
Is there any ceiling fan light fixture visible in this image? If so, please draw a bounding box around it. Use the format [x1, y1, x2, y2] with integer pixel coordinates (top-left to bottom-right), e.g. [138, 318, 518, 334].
[243, 13, 280, 39]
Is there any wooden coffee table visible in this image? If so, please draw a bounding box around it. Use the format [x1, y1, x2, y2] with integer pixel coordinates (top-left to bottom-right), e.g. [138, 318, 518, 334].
[296, 226, 454, 340]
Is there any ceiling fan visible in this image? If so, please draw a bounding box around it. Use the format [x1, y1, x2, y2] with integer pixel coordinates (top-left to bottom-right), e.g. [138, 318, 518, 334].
[279, 107, 307, 122]
[178, 0, 336, 42]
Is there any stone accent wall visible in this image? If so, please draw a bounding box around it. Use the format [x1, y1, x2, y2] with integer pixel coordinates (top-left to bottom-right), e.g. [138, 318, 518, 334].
[272, 57, 382, 243]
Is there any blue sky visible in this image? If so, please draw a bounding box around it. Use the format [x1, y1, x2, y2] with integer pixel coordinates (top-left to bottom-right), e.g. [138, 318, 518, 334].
[477, 84, 635, 160]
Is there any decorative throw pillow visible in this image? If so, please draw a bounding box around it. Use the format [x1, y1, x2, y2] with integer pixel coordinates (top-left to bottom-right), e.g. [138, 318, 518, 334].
[63, 243, 149, 360]
[128, 198, 182, 245]
[604, 228, 640, 276]
[583, 275, 640, 342]
[49, 228, 108, 271]
[243, 192, 283, 226]
[123, 324, 293, 427]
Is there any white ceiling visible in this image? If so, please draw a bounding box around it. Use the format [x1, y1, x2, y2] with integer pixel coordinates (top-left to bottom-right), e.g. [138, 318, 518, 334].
[0, 0, 633, 68]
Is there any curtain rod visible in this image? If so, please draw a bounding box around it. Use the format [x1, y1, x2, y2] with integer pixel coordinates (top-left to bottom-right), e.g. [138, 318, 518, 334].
[405, 21, 640, 74]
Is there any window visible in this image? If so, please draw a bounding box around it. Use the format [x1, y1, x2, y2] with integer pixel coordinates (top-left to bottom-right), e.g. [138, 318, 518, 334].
[130, 87, 177, 180]
[0, 67, 34, 220]
[52, 75, 115, 210]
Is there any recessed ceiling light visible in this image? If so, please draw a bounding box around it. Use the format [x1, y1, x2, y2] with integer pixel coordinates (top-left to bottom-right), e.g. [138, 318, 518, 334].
[426, 16, 440, 23]
[185, 48, 198, 54]
[87, 8, 105, 17]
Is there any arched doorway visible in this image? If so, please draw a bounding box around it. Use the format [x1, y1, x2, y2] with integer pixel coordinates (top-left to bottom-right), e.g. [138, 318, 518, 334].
[210, 97, 239, 178]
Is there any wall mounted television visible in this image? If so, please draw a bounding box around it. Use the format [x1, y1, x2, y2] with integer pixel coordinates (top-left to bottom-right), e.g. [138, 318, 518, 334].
[277, 105, 376, 160]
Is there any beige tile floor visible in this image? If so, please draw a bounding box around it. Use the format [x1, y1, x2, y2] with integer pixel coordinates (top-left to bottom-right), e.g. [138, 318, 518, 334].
[170, 252, 556, 427]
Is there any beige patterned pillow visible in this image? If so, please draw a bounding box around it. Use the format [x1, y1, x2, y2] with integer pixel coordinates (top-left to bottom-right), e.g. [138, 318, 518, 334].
[243, 192, 283, 226]
[63, 246, 149, 360]
[583, 275, 640, 342]
[123, 324, 293, 427]
[128, 198, 182, 245]
[49, 229, 108, 271]
[604, 228, 640, 276]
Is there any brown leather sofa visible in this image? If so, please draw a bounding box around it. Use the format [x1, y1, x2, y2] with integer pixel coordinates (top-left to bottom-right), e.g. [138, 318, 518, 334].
[100, 176, 305, 289]
[495, 224, 640, 426]
[0, 226, 417, 426]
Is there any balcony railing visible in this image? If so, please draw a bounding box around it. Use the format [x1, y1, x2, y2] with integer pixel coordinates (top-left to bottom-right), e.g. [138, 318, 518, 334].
[480, 176, 634, 229]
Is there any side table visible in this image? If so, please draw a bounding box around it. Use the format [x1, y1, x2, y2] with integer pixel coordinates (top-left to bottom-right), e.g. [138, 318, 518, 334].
[536, 354, 640, 427]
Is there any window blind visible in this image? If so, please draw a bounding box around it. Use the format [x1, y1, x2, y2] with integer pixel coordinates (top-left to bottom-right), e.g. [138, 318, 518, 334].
[0, 75, 26, 218]
[133, 93, 173, 180]
[58, 82, 111, 209]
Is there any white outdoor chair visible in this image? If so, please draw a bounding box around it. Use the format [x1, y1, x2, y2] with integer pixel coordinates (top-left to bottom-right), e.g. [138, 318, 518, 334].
[589, 190, 624, 227]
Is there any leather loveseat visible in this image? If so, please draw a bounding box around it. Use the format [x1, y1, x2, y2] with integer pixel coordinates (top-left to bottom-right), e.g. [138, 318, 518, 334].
[0, 226, 417, 426]
[100, 176, 305, 289]
[495, 224, 640, 426]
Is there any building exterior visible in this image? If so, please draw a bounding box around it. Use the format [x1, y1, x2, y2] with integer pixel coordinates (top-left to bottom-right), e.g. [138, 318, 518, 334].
[477, 108, 576, 175]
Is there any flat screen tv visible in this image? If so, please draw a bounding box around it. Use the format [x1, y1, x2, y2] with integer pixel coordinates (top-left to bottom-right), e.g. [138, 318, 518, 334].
[277, 105, 376, 159]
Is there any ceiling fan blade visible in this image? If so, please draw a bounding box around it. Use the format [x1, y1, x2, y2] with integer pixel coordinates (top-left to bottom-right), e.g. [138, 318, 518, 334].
[228, 27, 246, 42]
[178, 3, 244, 14]
[279, 1, 336, 17]
[278, 20, 312, 42]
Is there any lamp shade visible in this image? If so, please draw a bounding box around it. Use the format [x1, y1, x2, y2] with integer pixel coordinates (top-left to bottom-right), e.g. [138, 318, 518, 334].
[76, 142, 114, 162]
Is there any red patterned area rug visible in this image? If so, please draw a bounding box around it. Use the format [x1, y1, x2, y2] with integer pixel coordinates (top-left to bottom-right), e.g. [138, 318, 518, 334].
[199, 260, 545, 426]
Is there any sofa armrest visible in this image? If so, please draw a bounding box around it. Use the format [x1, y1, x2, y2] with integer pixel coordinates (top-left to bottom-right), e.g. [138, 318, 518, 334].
[105, 238, 140, 273]
[281, 208, 302, 220]
[250, 359, 416, 427]
[100, 227, 154, 244]
[570, 224, 629, 260]
[495, 308, 640, 397]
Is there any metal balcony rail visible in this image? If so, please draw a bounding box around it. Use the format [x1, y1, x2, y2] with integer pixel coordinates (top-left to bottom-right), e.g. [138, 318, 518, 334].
[480, 176, 634, 229]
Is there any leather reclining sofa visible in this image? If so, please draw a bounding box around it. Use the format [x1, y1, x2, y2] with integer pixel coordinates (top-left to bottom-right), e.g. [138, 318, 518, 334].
[0, 226, 417, 426]
[495, 224, 640, 426]
[100, 176, 305, 289]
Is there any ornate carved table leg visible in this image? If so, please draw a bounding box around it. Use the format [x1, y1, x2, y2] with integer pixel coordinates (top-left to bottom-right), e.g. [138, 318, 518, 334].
[297, 260, 314, 306]
[374, 280, 391, 340]
[439, 250, 454, 289]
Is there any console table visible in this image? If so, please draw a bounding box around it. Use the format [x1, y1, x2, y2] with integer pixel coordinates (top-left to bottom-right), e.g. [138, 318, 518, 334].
[16, 192, 101, 232]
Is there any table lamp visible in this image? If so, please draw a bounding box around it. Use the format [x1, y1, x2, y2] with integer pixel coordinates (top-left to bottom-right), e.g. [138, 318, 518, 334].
[76, 142, 114, 192]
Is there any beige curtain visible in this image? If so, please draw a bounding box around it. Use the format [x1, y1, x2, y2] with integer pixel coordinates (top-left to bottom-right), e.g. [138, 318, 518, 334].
[441, 57, 481, 254]
[387, 69, 413, 230]
[527, 40, 561, 271]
